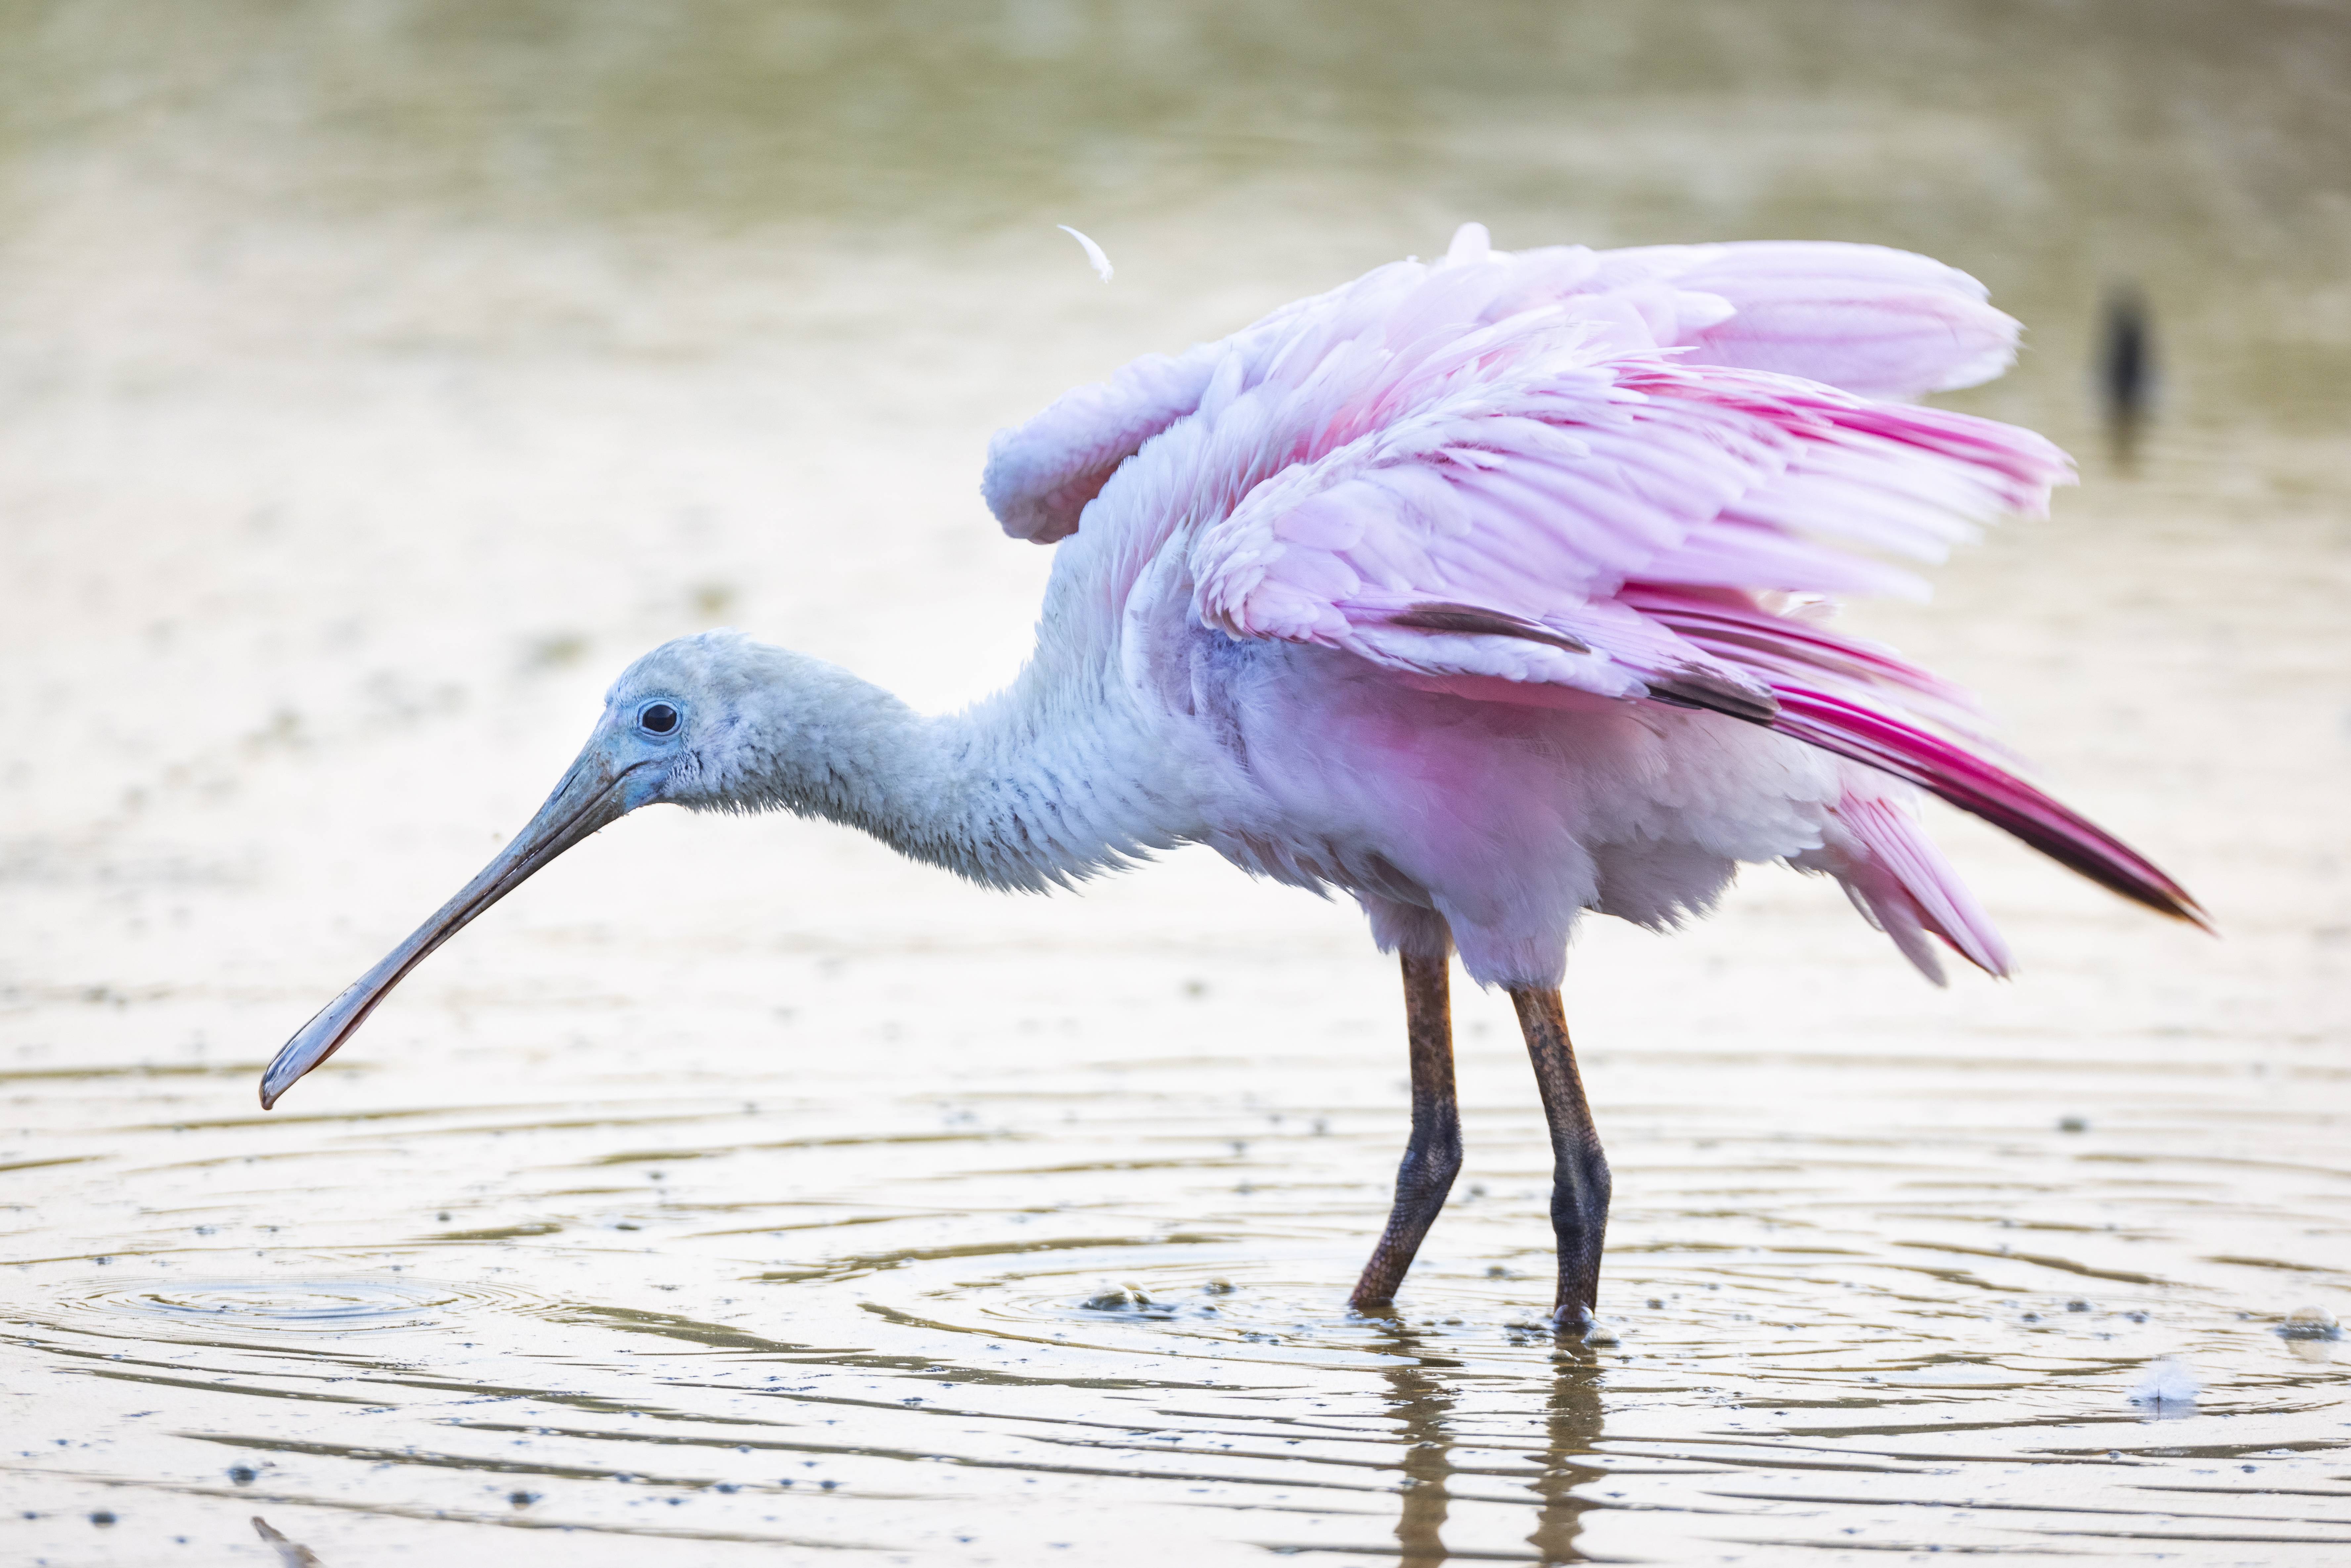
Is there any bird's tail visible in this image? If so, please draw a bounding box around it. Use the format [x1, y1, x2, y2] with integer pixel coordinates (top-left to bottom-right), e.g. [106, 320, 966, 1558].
[1800, 790, 2011, 983]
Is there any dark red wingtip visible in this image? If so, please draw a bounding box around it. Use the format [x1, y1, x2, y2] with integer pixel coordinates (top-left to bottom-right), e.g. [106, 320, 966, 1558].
[1770, 691, 2213, 934]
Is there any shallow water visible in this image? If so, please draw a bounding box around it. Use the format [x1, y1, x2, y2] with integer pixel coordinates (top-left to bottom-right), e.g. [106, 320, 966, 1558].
[4, 3, 2349, 1563]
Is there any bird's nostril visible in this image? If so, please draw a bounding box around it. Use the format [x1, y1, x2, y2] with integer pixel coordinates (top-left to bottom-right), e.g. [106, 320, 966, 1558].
[640, 702, 680, 735]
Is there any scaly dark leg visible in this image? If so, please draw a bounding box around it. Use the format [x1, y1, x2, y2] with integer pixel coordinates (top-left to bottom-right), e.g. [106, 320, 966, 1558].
[1349, 952, 1461, 1310]
[1510, 987, 1610, 1329]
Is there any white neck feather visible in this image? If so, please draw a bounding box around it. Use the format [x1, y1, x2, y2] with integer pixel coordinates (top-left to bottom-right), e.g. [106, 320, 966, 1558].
[684, 644, 1180, 891]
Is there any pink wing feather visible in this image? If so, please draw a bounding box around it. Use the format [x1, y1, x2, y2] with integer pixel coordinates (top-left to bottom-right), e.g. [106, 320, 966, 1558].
[1593, 240, 2023, 397]
[982, 223, 2022, 547]
[989, 226, 2208, 964]
[982, 348, 1220, 544]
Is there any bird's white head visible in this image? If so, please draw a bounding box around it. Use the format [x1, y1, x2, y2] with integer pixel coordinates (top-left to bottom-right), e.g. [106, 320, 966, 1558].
[587, 628, 779, 813]
[257, 628, 890, 1108]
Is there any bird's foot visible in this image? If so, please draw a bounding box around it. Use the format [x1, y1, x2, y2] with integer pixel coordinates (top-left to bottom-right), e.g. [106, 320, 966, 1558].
[1552, 1302, 1617, 1344]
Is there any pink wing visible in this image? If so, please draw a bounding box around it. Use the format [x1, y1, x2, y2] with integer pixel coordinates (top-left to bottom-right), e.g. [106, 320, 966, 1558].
[982, 346, 1221, 545]
[1588, 240, 2022, 398]
[982, 223, 2021, 546]
[1112, 233, 2204, 951]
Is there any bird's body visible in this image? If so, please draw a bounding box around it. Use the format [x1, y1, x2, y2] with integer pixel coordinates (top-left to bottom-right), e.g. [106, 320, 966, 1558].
[721, 617, 1871, 990]
[260, 224, 2203, 1329]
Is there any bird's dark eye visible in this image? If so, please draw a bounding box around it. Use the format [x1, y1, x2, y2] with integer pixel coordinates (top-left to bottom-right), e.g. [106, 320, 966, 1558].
[637, 701, 681, 736]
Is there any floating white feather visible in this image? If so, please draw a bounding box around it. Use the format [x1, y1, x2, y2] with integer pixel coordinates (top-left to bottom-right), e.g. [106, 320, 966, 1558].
[1057, 225, 1114, 283]
[2127, 1357, 2200, 1414]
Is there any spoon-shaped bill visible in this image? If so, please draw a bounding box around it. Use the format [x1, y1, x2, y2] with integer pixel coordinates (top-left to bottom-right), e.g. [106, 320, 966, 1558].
[258, 746, 646, 1109]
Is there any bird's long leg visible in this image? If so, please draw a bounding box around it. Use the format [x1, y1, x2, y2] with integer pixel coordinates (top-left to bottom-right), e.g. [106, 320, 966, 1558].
[1348, 952, 1462, 1310]
[1509, 987, 1610, 1329]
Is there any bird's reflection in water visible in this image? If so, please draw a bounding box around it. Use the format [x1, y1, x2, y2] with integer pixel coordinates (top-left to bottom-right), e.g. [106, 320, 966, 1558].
[1369, 1318, 1609, 1565]
[1525, 1348, 1608, 1565]
[1366, 1313, 1460, 1566]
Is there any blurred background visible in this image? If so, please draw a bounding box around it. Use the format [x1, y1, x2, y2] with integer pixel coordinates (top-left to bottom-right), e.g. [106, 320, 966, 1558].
[2, 3, 2348, 1564]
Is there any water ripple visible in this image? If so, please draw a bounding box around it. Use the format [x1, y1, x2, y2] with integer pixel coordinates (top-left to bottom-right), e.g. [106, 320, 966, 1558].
[66, 1276, 545, 1336]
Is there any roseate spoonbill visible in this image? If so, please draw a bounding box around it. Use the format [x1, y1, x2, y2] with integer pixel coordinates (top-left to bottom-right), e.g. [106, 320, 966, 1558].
[260, 223, 2204, 1329]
